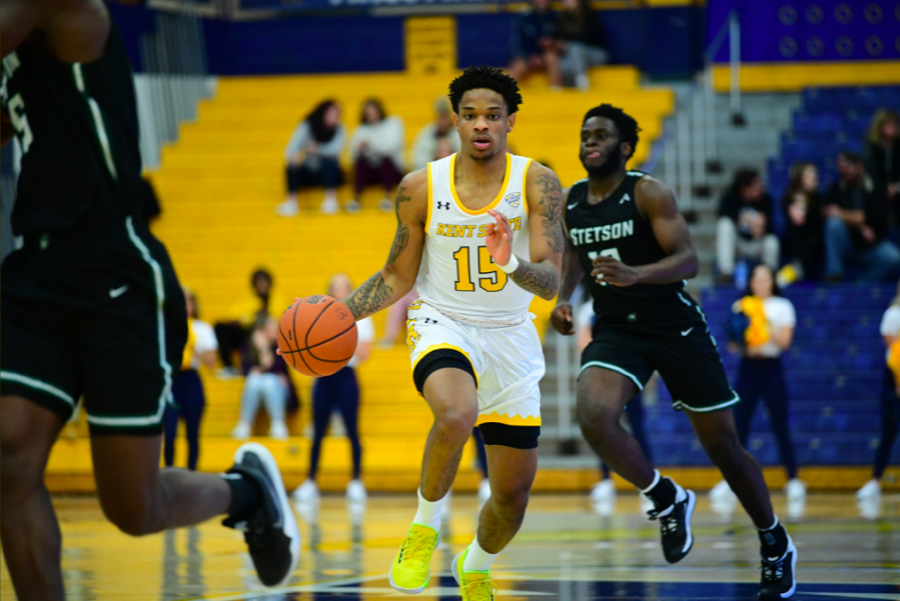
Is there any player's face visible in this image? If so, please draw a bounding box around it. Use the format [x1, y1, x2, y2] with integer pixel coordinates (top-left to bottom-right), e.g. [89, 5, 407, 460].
[580, 116, 630, 178]
[454, 89, 515, 162]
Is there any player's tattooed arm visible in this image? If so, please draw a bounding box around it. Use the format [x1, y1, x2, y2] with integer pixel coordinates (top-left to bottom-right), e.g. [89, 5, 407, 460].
[343, 171, 428, 321]
[603, 175, 698, 286]
[519, 164, 564, 300]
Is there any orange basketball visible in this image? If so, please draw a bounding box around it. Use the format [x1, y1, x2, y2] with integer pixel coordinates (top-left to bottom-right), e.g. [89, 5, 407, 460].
[277, 295, 358, 377]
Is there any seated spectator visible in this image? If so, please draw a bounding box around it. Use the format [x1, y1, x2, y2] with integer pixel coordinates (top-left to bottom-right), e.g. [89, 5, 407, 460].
[350, 99, 405, 213]
[277, 100, 346, 217]
[410, 97, 461, 172]
[716, 169, 780, 284]
[507, 0, 562, 88]
[378, 289, 420, 349]
[214, 268, 287, 378]
[231, 315, 292, 440]
[293, 273, 374, 506]
[857, 280, 900, 501]
[862, 109, 900, 239]
[779, 162, 823, 284]
[822, 151, 900, 282]
[557, 0, 609, 91]
[164, 287, 217, 471]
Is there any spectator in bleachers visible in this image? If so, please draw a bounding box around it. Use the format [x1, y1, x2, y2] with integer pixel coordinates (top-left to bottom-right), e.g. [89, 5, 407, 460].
[350, 99, 405, 214]
[713, 265, 804, 502]
[862, 109, 900, 239]
[378, 289, 420, 349]
[231, 315, 292, 440]
[557, 0, 609, 91]
[293, 274, 374, 506]
[779, 162, 823, 284]
[507, 0, 562, 89]
[822, 151, 900, 282]
[410, 97, 460, 172]
[214, 268, 287, 379]
[857, 281, 900, 501]
[164, 287, 217, 471]
[277, 100, 346, 217]
[716, 169, 780, 284]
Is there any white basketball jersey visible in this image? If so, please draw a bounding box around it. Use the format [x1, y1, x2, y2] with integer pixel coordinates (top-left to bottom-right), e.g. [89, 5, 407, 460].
[415, 153, 534, 323]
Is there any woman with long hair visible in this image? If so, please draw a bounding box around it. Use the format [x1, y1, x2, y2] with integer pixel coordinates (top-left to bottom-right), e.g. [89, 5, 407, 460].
[163, 288, 218, 470]
[349, 98, 405, 213]
[293, 273, 375, 506]
[858, 279, 900, 500]
[779, 162, 823, 283]
[277, 99, 346, 217]
[862, 109, 900, 234]
[712, 265, 804, 502]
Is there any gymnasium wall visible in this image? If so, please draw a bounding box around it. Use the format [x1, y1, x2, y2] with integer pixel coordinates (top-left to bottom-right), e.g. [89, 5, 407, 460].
[708, 0, 900, 90]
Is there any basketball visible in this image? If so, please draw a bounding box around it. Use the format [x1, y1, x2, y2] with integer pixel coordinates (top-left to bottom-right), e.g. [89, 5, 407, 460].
[277, 295, 358, 377]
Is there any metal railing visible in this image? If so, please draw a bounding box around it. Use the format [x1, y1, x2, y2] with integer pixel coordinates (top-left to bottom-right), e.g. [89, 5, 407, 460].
[135, 11, 215, 170]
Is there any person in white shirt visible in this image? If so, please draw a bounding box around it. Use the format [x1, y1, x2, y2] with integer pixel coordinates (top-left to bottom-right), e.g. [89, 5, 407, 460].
[410, 97, 461, 172]
[293, 274, 375, 505]
[349, 99, 405, 213]
[163, 288, 218, 471]
[857, 281, 900, 501]
[712, 265, 804, 503]
[277, 100, 346, 217]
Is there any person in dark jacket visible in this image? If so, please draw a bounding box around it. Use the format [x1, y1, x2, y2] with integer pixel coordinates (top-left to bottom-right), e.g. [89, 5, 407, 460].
[557, 0, 609, 90]
[507, 0, 562, 88]
[862, 109, 900, 240]
[822, 151, 900, 281]
[716, 169, 780, 283]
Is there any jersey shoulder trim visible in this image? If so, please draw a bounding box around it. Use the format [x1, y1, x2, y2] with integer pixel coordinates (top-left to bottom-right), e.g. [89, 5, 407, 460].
[520, 157, 534, 216]
[448, 152, 511, 216]
[425, 162, 434, 233]
[627, 170, 645, 177]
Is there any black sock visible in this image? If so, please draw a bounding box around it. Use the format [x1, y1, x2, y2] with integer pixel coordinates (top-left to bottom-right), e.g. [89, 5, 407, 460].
[758, 519, 788, 559]
[645, 476, 677, 509]
[224, 473, 262, 521]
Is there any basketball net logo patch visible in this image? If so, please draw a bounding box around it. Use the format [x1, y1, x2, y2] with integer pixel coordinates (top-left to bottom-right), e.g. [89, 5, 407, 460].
[505, 192, 522, 208]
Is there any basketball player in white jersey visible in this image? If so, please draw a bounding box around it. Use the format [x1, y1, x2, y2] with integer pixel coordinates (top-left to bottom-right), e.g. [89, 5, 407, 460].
[341, 66, 563, 599]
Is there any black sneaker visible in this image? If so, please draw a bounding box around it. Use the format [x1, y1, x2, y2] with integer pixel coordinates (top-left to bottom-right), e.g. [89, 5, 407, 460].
[647, 486, 696, 564]
[223, 442, 300, 587]
[759, 537, 797, 599]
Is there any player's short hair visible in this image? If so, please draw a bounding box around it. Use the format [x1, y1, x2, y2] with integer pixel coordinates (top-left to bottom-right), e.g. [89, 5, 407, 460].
[449, 66, 523, 115]
[583, 104, 641, 156]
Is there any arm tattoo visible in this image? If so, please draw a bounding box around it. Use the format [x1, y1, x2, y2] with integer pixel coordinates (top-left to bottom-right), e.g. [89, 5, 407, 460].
[343, 273, 394, 321]
[536, 173, 564, 255]
[511, 260, 560, 300]
[386, 186, 412, 265]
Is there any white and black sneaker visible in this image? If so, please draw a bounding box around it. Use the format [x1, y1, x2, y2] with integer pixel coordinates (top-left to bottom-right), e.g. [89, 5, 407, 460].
[759, 536, 797, 599]
[647, 484, 696, 564]
[223, 442, 301, 587]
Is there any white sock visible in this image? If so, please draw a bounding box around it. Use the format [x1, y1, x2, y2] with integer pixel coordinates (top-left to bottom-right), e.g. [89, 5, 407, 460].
[463, 537, 497, 572]
[758, 516, 779, 532]
[639, 469, 661, 495]
[412, 488, 444, 531]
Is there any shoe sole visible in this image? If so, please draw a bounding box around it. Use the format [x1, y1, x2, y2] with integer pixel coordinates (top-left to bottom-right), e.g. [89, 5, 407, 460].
[759, 539, 798, 599]
[387, 531, 440, 595]
[665, 489, 696, 564]
[234, 442, 301, 588]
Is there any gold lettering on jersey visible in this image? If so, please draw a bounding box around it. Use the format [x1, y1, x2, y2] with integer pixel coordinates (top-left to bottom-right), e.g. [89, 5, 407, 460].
[438, 218, 523, 238]
[569, 220, 634, 246]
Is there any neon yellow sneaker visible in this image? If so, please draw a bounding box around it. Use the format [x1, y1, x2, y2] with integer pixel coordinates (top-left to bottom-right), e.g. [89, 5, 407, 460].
[388, 523, 441, 594]
[452, 547, 498, 601]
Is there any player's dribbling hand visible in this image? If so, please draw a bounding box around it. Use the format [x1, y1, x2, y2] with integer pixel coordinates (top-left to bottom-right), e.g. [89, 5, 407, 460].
[591, 256, 640, 287]
[485, 209, 513, 266]
[550, 303, 575, 335]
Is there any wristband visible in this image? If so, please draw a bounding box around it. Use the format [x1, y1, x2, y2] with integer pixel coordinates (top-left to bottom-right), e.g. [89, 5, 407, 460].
[499, 254, 520, 274]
